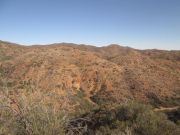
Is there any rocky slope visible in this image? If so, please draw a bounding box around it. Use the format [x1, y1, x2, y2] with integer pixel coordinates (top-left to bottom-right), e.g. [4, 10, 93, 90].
[0, 41, 179, 110]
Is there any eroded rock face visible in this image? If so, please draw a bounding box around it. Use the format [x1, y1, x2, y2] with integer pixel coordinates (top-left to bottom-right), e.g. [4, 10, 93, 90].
[0, 41, 180, 108]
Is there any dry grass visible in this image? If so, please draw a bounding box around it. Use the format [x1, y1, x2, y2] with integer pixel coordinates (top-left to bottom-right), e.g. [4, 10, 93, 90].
[0, 78, 68, 135]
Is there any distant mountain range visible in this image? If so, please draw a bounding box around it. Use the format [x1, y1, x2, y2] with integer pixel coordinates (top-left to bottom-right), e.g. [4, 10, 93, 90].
[0, 40, 180, 108]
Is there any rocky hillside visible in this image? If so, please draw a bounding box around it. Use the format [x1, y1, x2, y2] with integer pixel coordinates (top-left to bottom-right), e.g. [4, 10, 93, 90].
[0, 41, 180, 110]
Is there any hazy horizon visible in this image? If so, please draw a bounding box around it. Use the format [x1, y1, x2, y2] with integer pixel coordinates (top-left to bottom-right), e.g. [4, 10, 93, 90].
[0, 0, 180, 50]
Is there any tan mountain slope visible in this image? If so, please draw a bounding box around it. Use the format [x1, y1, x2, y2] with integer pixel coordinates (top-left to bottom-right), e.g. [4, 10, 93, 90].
[0, 41, 179, 110]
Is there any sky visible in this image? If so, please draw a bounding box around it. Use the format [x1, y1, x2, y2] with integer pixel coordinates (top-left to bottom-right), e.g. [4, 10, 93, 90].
[0, 0, 180, 50]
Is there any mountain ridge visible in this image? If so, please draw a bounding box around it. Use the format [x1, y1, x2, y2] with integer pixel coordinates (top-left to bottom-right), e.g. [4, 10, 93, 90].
[0, 40, 179, 110]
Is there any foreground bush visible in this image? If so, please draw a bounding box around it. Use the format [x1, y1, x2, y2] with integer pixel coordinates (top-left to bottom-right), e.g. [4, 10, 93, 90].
[117, 102, 180, 135]
[65, 102, 180, 135]
[0, 102, 65, 135]
[0, 90, 179, 135]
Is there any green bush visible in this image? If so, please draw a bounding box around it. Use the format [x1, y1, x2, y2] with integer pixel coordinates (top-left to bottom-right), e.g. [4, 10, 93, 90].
[0, 104, 66, 135]
[66, 102, 180, 135]
[0, 91, 179, 135]
[115, 102, 180, 135]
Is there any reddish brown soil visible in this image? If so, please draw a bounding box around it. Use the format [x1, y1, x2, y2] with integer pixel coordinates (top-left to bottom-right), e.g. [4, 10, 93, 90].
[0, 41, 180, 107]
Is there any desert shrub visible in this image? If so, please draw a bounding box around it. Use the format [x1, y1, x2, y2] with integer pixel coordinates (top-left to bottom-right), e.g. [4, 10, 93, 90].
[95, 126, 132, 135]
[0, 81, 179, 135]
[0, 101, 66, 135]
[116, 102, 180, 135]
[71, 90, 97, 116]
[166, 107, 180, 123]
[90, 86, 116, 107]
[0, 55, 13, 61]
[0, 86, 66, 135]
[65, 102, 180, 135]
[147, 92, 180, 107]
[0, 86, 99, 135]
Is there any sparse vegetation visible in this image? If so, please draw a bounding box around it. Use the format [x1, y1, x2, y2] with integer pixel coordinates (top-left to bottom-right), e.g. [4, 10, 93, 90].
[0, 100, 65, 135]
[0, 95, 180, 134]
[0, 41, 179, 134]
[1, 82, 179, 135]
[147, 92, 180, 107]
[65, 102, 180, 135]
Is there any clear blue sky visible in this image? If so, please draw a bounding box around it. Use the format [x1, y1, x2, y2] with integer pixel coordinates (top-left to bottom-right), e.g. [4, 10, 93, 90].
[0, 0, 180, 50]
